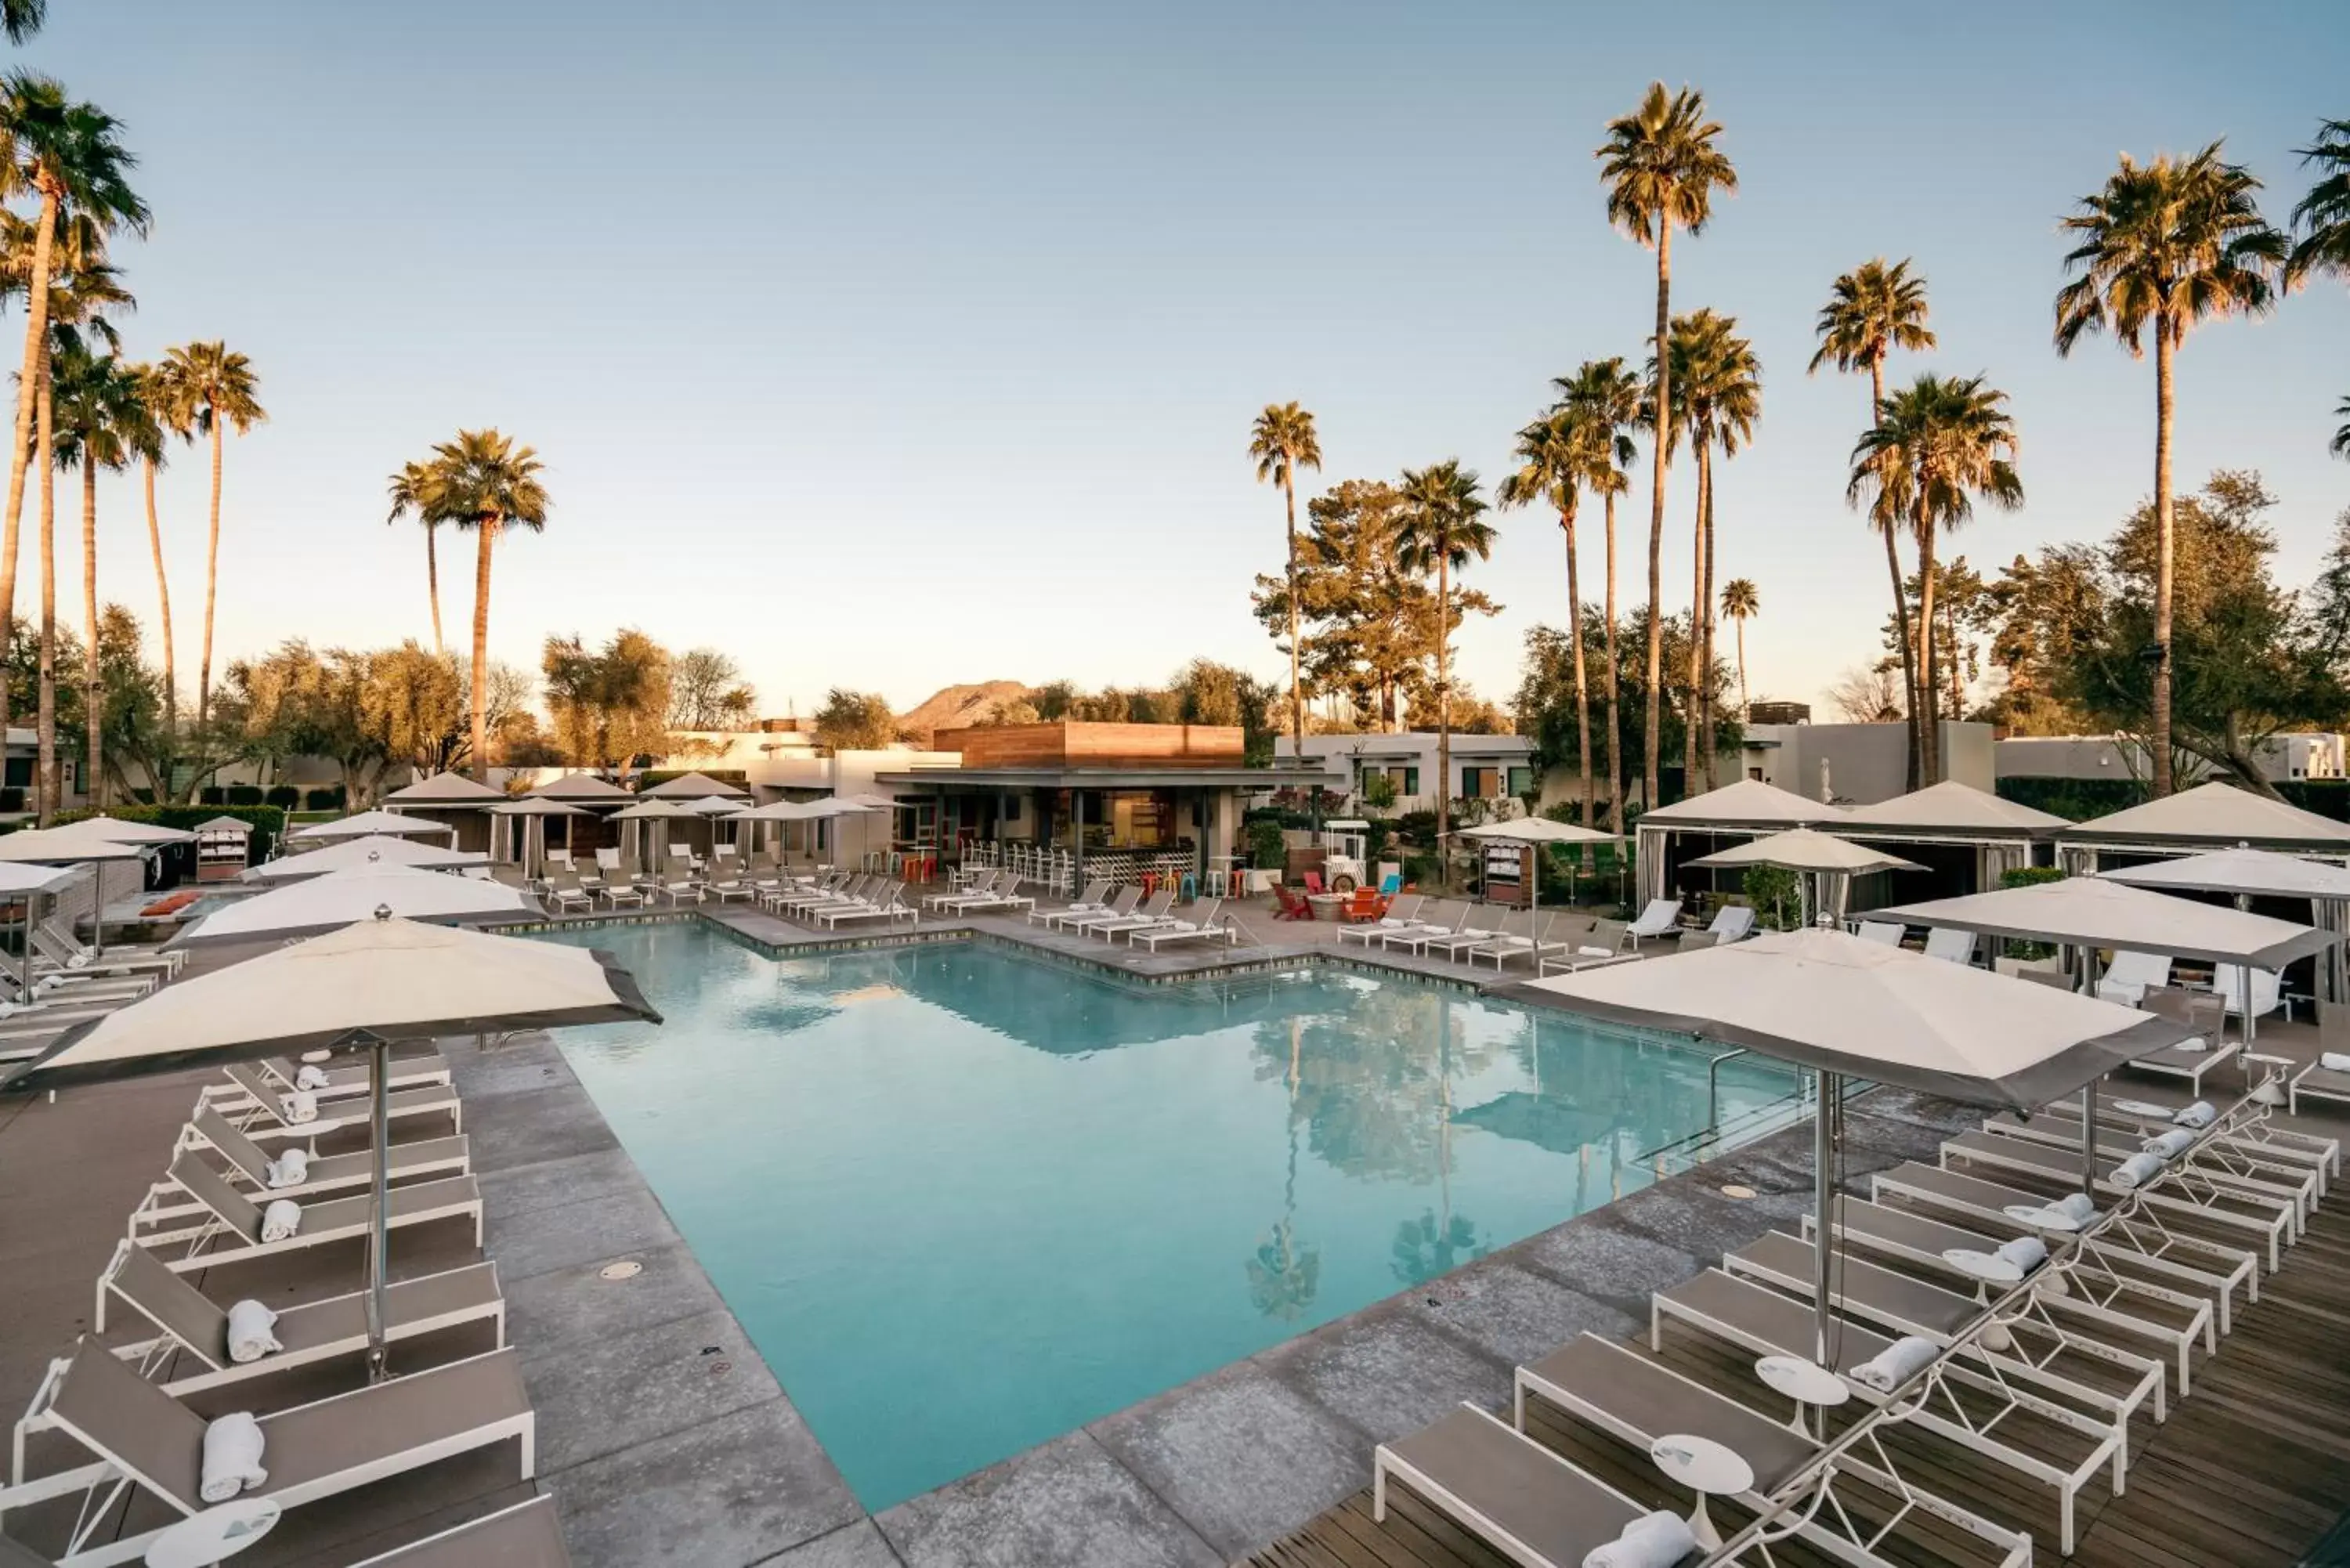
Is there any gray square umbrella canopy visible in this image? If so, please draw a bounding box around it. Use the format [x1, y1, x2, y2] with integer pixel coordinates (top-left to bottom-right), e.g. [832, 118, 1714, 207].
[1527, 925, 2196, 1111]
[168, 865, 535, 948]
[1871, 874, 2339, 970]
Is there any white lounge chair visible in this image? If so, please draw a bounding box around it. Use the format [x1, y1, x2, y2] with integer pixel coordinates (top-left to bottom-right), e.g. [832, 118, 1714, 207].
[1131, 899, 1235, 952]
[1854, 919, 1904, 945]
[1624, 897, 1682, 947]
[1334, 893, 1426, 948]
[128, 1153, 482, 1283]
[2209, 963, 2283, 1024]
[0, 1343, 533, 1567]
[1924, 926, 1978, 966]
[200, 1063, 463, 1143]
[348, 1495, 570, 1568]
[1705, 904, 1757, 943]
[2098, 949, 2171, 1006]
[1091, 889, 1176, 941]
[132, 1105, 470, 1241]
[1061, 887, 1144, 934]
[924, 869, 1000, 912]
[1031, 880, 1112, 927]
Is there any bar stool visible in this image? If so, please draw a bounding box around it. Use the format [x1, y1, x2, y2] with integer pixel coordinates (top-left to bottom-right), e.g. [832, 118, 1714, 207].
[1180, 873, 1198, 902]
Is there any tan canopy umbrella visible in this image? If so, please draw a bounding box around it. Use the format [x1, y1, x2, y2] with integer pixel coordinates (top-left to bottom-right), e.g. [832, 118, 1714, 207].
[48, 814, 197, 846]
[489, 797, 588, 874]
[172, 865, 535, 948]
[526, 771, 633, 804]
[1873, 874, 2336, 970]
[0, 826, 147, 862]
[1687, 828, 1924, 927]
[2099, 847, 2350, 1006]
[381, 771, 506, 806]
[641, 771, 750, 800]
[1455, 818, 1613, 914]
[287, 809, 457, 844]
[2063, 779, 2350, 853]
[244, 833, 490, 882]
[1532, 926, 2196, 1361]
[609, 798, 696, 866]
[3, 914, 659, 1377]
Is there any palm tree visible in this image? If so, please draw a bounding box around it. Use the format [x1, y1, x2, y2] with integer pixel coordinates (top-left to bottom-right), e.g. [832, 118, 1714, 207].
[1499, 407, 1613, 826]
[1655, 310, 1759, 789]
[1719, 577, 1758, 718]
[1848, 375, 2023, 782]
[2287, 117, 2350, 287]
[1553, 358, 1641, 834]
[2, 2, 44, 43]
[2055, 144, 2284, 797]
[1249, 403, 1322, 753]
[385, 460, 446, 652]
[128, 360, 179, 729]
[418, 430, 549, 779]
[2334, 392, 2350, 459]
[1393, 461, 1494, 882]
[1808, 258, 1936, 786]
[1596, 81, 1735, 813]
[153, 341, 263, 732]
[0, 76, 144, 795]
[50, 341, 144, 806]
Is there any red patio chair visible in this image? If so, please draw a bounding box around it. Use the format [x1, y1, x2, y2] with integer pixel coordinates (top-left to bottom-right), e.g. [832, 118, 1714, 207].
[1339, 887, 1383, 923]
[1272, 884, 1316, 921]
[1303, 871, 1326, 896]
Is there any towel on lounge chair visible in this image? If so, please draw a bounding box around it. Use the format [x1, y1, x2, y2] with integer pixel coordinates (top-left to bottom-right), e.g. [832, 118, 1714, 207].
[1995, 1235, 2047, 1273]
[226, 1299, 281, 1363]
[1851, 1334, 1937, 1392]
[2171, 1100, 2217, 1129]
[200, 1411, 266, 1501]
[1583, 1509, 1697, 1568]
[2323, 1052, 2350, 1072]
[277, 1090, 318, 1125]
[260, 1199, 302, 1242]
[2005, 1190, 2098, 1230]
[294, 1064, 331, 1091]
[2051, 1191, 2097, 1224]
[2142, 1128, 2196, 1160]
[2111, 1151, 2164, 1189]
[265, 1148, 309, 1188]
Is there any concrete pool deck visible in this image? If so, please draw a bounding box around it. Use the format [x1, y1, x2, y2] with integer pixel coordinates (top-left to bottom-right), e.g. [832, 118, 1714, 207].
[0, 906, 1975, 1566]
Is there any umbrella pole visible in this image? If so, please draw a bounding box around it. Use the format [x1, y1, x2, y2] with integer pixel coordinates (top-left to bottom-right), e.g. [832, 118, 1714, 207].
[367, 1039, 392, 1382]
[2078, 1084, 2098, 1201]
[1813, 1067, 1838, 1367]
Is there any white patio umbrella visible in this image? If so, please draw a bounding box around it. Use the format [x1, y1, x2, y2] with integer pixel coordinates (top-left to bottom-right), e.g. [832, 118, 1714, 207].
[243, 834, 490, 882]
[2, 913, 660, 1377]
[170, 865, 536, 948]
[609, 798, 696, 869]
[1687, 828, 1924, 929]
[286, 809, 457, 844]
[0, 860, 81, 996]
[1531, 927, 2196, 1361]
[45, 815, 197, 846]
[489, 797, 588, 876]
[801, 797, 884, 870]
[381, 771, 506, 806]
[1455, 818, 1614, 917]
[640, 771, 750, 800]
[0, 826, 148, 863]
[2100, 848, 2350, 1003]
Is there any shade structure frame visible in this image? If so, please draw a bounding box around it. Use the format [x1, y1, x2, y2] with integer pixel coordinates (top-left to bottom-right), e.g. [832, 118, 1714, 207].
[1871, 876, 2340, 971]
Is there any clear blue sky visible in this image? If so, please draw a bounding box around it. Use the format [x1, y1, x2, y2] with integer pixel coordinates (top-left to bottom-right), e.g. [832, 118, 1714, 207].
[22, 1, 2350, 720]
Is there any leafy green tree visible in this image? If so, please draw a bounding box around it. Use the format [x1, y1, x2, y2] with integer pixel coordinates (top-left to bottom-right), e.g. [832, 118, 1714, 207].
[667, 648, 757, 731]
[153, 341, 265, 732]
[1249, 402, 1322, 753]
[1394, 460, 1494, 871]
[1516, 608, 1734, 809]
[543, 628, 671, 773]
[1552, 359, 1642, 830]
[812, 688, 900, 751]
[1848, 374, 2023, 781]
[1596, 82, 1734, 812]
[1808, 258, 1936, 785]
[2055, 143, 2286, 796]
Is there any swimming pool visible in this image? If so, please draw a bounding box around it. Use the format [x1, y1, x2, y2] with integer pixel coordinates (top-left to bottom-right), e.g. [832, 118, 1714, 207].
[537, 924, 1802, 1509]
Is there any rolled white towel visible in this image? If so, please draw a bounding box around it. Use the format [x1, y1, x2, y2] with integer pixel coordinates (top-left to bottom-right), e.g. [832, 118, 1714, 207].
[66, 952, 91, 970]
[2323, 1052, 2350, 1073]
[1582, 1510, 1697, 1568]
[277, 1091, 318, 1125]
[2110, 1151, 2164, 1190]
[2171, 1100, 2217, 1129]
[1995, 1235, 2047, 1273]
[226, 1300, 280, 1364]
[264, 1148, 309, 1189]
[260, 1199, 302, 1243]
[293, 1064, 331, 1091]
[198, 1411, 266, 1502]
[2142, 1128, 2196, 1160]
[2173, 1038, 2209, 1053]
[1851, 1335, 1939, 1393]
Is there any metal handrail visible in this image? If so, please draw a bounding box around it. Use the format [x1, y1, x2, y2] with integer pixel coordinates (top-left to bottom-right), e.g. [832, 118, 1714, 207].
[1705, 1048, 1752, 1137]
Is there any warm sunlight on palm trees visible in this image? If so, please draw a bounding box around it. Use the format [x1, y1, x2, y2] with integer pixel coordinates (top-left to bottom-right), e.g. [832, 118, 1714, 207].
[1553, 358, 1640, 833]
[1249, 402, 1321, 752]
[1394, 460, 1493, 876]
[1809, 258, 1935, 786]
[1596, 81, 1734, 815]
[1655, 309, 1759, 789]
[154, 339, 264, 731]
[2055, 144, 2284, 796]
[385, 459, 446, 654]
[412, 429, 550, 779]
[1719, 576, 1758, 720]
[1500, 406, 1614, 826]
[129, 359, 177, 728]
[51, 341, 145, 805]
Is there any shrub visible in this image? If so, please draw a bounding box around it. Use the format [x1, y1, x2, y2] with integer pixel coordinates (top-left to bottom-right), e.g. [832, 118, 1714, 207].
[199, 787, 225, 805]
[264, 786, 299, 808]
[304, 787, 345, 812]
[52, 803, 287, 862]
[1394, 810, 1437, 844]
[1999, 865, 2066, 889]
[225, 785, 265, 806]
[1741, 864, 1801, 930]
[1361, 771, 1399, 811]
[1248, 818, 1288, 873]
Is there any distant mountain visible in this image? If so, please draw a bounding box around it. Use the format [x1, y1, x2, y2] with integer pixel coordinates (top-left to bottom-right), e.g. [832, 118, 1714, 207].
[895, 681, 1032, 748]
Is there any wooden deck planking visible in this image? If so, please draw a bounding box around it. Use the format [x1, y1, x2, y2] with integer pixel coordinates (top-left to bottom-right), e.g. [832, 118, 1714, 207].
[1245, 1130, 2350, 1568]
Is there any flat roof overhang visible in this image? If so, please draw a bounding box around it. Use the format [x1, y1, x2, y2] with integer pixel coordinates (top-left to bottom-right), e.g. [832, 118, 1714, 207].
[871, 766, 1332, 790]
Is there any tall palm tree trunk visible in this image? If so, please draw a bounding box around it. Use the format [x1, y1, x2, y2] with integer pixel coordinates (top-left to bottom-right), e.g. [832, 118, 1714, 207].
[1436, 551, 1451, 889]
[143, 457, 175, 732]
[1869, 356, 1922, 789]
[1562, 500, 1593, 826]
[1945, 589, 1962, 718]
[1914, 497, 1940, 784]
[1603, 490, 1623, 836]
[1699, 446, 1719, 789]
[1683, 452, 1704, 788]
[425, 524, 444, 655]
[0, 189, 56, 779]
[198, 419, 222, 728]
[81, 457, 100, 810]
[2151, 323, 2176, 797]
[35, 365, 55, 821]
[1283, 475, 1303, 753]
[1643, 222, 1672, 815]
[1734, 616, 1748, 717]
[469, 515, 499, 781]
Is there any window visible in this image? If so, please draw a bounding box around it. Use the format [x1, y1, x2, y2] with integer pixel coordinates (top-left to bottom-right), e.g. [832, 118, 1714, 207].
[1506, 766, 1533, 797]
[1401, 767, 1419, 797]
[3, 756, 27, 788]
[1003, 794, 1022, 823]
[1460, 766, 1495, 798]
[1748, 767, 1764, 782]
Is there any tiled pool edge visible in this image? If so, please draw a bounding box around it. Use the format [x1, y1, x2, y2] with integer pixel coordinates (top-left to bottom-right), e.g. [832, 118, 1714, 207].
[489, 916, 1983, 1566]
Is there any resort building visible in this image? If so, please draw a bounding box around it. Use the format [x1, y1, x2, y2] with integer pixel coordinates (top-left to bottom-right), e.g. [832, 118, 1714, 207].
[1738, 718, 1995, 804]
[1997, 731, 2348, 786]
[1275, 732, 1542, 812]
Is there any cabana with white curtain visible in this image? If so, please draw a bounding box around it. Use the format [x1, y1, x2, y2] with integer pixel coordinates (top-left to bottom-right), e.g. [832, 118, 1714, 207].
[1633, 779, 1848, 907]
[1687, 828, 1922, 928]
[381, 771, 506, 852]
[2101, 846, 2350, 1005]
[489, 797, 587, 877]
[2055, 780, 2350, 875]
[609, 798, 696, 869]
[641, 771, 750, 801]
[1827, 780, 2067, 910]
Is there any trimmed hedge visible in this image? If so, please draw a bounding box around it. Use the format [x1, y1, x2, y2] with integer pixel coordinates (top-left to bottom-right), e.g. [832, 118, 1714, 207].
[1994, 777, 2144, 822]
[49, 804, 287, 862]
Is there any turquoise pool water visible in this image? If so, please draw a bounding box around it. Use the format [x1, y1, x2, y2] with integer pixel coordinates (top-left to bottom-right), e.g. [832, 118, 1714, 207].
[537, 925, 1801, 1509]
